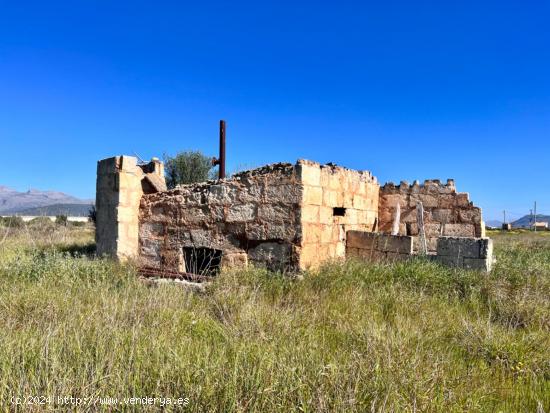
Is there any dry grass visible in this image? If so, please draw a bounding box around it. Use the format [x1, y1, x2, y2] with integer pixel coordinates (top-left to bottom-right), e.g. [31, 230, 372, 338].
[0, 225, 549, 412]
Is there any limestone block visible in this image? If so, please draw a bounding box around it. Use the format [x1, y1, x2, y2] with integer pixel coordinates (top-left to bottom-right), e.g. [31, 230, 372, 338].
[226, 204, 255, 222]
[463, 257, 491, 272]
[264, 184, 301, 204]
[385, 252, 412, 262]
[355, 210, 369, 225]
[141, 222, 164, 238]
[140, 238, 162, 258]
[413, 236, 438, 253]
[301, 205, 319, 223]
[437, 237, 481, 258]
[335, 241, 346, 258]
[353, 194, 369, 210]
[245, 223, 266, 240]
[302, 223, 322, 244]
[117, 206, 138, 224]
[346, 231, 377, 250]
[456, 193, 470, 207]
[356, 182, 366, 195]
[432, 209, 453, 223]
[435, 255, 463, 267]
[401, 209, 417, 223]
[417, 194, 438, 208]
[248, 242, 291, 270]
[328, 174, 341, 190]
[437, 237, 493, 259]
[120, 155, 138, 172]
[303, 186, 323, 205]
[265, 223, 297, 240]
[320, 225, 334, 243]
[221, 252, 248, 268]
[442, 223, 475, 237]
[342, 192, 354, 209]
[208, 184, 239, 205]
[343, 208, 358, 224]
[438, 194, 455, 209]
[238, 184, 263, 203]
[143, 173, 167, 193]
[258, 204, 290, 222]
[382, 194, 407, 209]
[298, 244, 320, 269]
[458, 208, 482, 224]
[376, 234, 414, 254]
[189, 229, 214, 247]
[299, 164, 321, 186]
[323, 190, 338, 206]
[319, 206, 333, 224]
[425, 223, 442, 237]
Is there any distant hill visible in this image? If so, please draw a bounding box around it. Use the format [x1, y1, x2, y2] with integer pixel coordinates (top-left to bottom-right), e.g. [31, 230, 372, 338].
[10, 203, 92, 217]
[0, 185, 92, 214]
[511, 214, 550, 228]
[486, 220, 502, 228]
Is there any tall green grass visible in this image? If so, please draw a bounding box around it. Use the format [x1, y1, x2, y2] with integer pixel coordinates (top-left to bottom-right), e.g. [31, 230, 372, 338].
[0, 227, 548, 412]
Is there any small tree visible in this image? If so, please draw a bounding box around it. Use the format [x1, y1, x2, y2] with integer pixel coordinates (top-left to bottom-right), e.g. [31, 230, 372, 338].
[164, 151, 216, 189]
[55, 215, 68, 226]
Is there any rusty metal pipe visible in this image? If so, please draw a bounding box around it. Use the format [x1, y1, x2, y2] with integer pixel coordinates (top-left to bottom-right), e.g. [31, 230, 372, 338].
[219, 120, 226, 179]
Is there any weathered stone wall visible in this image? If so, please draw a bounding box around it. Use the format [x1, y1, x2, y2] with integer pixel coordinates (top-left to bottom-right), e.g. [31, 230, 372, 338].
[436, 237, 493, 272]
[346, 231, 413, 262]
[139, 163, 303, 272]
[96, 156, 165, 260]
[378, 180, 484, 252]
[298, 160, 379, 269]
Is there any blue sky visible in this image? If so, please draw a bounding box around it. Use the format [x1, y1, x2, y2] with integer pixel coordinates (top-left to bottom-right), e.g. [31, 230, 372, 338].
[1, 1, 548, 220]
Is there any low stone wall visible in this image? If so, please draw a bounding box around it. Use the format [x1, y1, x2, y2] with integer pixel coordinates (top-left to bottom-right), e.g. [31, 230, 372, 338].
[139, 163, 302, 273]
[346, 231, 414, 261]
[435, 237, 493, 271]
[378, 180, 484, 252]
[346, 231, 493, 272]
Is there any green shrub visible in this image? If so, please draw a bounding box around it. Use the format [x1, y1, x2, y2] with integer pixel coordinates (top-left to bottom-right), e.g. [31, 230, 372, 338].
[164, 150, 216, 188]
[55, 215, 68, 226]
[0, 216, 24, 228]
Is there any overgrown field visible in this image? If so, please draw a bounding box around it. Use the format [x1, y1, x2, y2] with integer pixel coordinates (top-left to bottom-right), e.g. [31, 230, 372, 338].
[0, 224, 549, 412]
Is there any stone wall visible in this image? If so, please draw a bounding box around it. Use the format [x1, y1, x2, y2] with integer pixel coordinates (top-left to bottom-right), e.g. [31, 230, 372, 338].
[346, 231, 413, 262]
[436, 237, 493, 272]
[298, 160, 379, 269]
[138, 160, 380, 272]
[96, 156, 165, 260]
[96, 154, 490, 274]
[139, 163, 303, 273]
[378, 180, 484, 252]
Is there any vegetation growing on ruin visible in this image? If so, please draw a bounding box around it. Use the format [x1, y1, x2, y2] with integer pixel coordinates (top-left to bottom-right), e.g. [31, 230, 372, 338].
[0, 226, 548, 412]
[164, 150, 216, 188]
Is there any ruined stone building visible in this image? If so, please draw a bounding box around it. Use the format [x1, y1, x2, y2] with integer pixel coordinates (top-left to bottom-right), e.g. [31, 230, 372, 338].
[96, 155, 492, 277]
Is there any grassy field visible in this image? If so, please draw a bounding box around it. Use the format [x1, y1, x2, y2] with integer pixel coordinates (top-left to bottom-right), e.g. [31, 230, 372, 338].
[0, 224, 549, 412]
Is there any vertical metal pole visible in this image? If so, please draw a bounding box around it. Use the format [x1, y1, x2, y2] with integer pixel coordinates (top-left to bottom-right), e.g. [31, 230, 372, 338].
[534, 201, 537, 232]
[219, 120, 226, 179]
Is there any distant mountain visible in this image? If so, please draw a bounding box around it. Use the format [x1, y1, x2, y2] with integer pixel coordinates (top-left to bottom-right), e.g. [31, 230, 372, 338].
[12, 203, 92, 217]
[511, 214, 550, 228]
[486, 220, 502, 228]
[0, 185, 92, 214]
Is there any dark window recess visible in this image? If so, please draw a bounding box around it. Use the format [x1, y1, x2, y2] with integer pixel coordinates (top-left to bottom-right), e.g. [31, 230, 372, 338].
[183, 247, 222, 276]
[333, 207, 346, 217]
